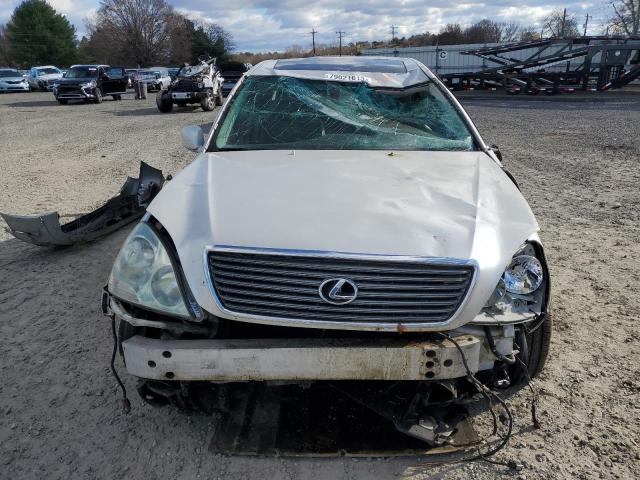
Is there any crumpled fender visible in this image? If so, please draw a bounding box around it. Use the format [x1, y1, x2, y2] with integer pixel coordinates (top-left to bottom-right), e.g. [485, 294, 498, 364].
[1, 162, 164, 247]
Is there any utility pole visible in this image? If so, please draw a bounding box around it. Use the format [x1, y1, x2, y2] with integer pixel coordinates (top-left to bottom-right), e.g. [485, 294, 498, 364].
[310, 28, 317, 55]
[561, 8, 567, 37]
[336, 30, 345, 56]
[582, 14, 592, 36]
[390, 25, 398, 44]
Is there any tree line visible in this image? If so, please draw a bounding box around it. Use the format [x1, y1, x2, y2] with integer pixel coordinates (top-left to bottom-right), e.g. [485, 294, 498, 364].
[0, 0, 234, 68]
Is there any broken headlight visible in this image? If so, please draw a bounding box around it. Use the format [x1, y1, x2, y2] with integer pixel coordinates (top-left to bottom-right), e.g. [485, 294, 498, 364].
[503, 254, 543, 294]
[482, 242, 546, 317]
[108, 222, 190, 318]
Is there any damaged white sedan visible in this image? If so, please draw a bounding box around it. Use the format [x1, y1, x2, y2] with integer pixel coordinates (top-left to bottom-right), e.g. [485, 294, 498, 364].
[103, 56, 551, 447]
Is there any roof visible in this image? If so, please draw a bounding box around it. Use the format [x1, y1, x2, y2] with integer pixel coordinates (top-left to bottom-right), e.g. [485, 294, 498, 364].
[69, 64, 108, 68]
[248, 56, 434, 88]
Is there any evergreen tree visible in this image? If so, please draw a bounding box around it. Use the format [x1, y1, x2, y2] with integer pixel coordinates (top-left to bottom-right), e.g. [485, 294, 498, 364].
[5, 0, 77, 67]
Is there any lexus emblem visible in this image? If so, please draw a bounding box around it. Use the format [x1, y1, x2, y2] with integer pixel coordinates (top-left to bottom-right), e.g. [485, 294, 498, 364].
[318, 278, 358, 305]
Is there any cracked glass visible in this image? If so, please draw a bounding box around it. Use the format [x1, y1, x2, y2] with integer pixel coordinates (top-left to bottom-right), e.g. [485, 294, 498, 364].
[212, 76, 475, 152]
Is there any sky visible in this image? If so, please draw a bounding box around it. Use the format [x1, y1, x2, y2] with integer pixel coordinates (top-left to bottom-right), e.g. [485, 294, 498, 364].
[0, 0, 612, 52]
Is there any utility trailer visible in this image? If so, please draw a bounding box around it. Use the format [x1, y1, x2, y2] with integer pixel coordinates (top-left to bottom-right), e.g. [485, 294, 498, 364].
[362, 36, 640, 93]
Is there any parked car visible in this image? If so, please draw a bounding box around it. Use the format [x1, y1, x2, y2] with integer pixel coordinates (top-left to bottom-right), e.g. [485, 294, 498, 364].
[156, 57, 223, 112]
[104, 56, 551, 445]
[0, 68, 30, 92]
[219, 61, 252, 95]
[27, 65, 64, 91]
[53, 65, 128, 104]
[136, 68, 171, 92]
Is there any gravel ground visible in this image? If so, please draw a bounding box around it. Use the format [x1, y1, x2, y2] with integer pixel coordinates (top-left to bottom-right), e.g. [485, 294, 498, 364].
[0, 90, 639, 479]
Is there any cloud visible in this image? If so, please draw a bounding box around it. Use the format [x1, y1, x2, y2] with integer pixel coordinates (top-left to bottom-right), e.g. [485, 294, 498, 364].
[0, 0, 607, 51]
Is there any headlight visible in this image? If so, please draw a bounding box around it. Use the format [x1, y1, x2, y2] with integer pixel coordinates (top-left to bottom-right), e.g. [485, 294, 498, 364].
[197, 82, 204, 89]
[108, 222, 190, 318]
[484, 242, 545, 313]
[82, 80, 96, 88]
[503, 255, 543, 294]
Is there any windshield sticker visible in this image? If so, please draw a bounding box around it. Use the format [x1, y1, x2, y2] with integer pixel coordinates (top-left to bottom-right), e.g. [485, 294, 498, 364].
[324, 73, 372, 83]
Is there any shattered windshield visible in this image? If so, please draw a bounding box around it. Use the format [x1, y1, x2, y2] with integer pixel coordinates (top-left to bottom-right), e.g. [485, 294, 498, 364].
[178, 63, 209, 77]
[37, 67, 60, 75]
[212, 76, 475, 151]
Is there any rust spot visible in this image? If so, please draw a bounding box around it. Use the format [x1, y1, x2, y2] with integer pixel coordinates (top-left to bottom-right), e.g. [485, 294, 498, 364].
[397, 322, 406, 334]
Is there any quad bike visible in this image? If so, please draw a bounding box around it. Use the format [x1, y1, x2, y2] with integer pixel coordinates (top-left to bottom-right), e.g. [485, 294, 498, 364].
[156, 56, 224, 113]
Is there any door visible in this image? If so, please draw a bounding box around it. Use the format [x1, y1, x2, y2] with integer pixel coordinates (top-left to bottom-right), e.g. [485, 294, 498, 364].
[100, 67, 127, 94]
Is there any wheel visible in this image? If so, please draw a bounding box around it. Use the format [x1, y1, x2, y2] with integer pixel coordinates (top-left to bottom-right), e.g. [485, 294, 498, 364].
[515, 312, 552, 379]
[156, 91, 173, 113]
[94, 88, 103, 104]
[57, 98, 68, 105]
[200, 93, 215, 111]
[215, 89, 223, 106]
[112, 94, 121, 101]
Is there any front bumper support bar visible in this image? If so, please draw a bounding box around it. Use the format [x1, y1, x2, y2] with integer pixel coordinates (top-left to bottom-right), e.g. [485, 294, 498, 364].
[121, 334, 508, 382]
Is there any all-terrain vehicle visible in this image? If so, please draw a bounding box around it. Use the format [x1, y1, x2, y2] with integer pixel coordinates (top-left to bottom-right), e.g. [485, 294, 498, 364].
[156, 57, 224, 113]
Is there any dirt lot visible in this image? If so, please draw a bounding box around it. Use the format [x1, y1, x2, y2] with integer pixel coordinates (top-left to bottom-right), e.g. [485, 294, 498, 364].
[0, 90, 639, 479]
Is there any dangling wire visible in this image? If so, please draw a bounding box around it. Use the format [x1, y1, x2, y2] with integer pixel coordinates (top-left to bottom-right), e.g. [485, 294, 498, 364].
[110, 316, 131, 413]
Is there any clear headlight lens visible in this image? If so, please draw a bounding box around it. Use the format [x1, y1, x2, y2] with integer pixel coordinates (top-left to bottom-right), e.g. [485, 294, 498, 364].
[503, 255, 543, 294]
[108, 222, 190, 318]
[82, 80, 96, 88]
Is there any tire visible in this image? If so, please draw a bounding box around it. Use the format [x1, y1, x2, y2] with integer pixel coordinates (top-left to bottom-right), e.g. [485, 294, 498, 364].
[112, 94, 121, 101]
[57, 98, 68, 105]
[94, 88, 103, 104]
[516, 312, 552, 379]
[200, 93, 215, 111]
[156, 91, 173, 113]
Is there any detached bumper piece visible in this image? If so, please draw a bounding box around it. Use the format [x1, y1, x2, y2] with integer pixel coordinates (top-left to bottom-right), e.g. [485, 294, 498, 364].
[1, 162, 164, 246]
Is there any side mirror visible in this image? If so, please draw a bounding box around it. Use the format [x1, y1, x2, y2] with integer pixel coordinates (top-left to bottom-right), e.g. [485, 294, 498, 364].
[489, 144, 503, 162]
[181, 125, 205, 151]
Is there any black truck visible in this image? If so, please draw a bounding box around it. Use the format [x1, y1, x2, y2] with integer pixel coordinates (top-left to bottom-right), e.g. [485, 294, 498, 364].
[54, 65, 128, 104]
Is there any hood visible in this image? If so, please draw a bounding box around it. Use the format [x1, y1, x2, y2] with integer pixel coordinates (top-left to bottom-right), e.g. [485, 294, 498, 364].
[0, 76, 25, 82]
[58, 77, 94, 85]
[38, 73, 62, 80]
[147, 150, 539, 327]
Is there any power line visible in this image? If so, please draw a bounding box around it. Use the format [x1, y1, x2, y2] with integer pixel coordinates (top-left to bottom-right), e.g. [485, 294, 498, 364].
[310, 28, 317, 56]
[583, 13, 592, 36]
[390, 25, 398, 42]
[336, 30, 345, 56]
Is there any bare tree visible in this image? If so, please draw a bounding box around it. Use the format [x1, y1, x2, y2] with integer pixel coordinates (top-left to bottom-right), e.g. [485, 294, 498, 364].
[519, 26, 542, 42]
[608, 0, 640, 34]
[542, 9, 580, 37]
[465, 19, 502, 43]
[88, 0, 178, 66]
[498, 22, 521, 42]
[436, 24, 465, 44]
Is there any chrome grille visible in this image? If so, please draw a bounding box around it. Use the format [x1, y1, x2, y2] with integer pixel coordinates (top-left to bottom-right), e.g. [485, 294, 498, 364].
[208, 249, 475, 324]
